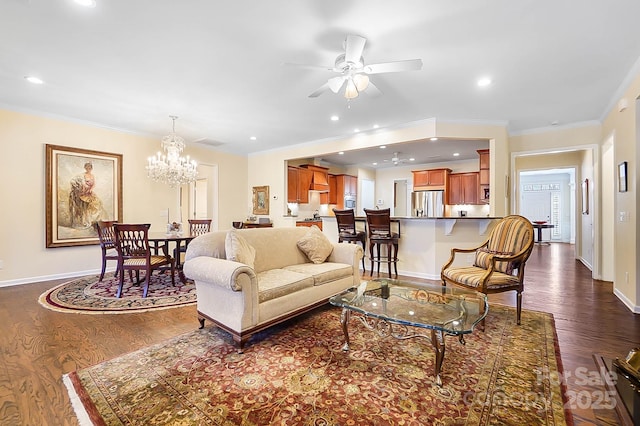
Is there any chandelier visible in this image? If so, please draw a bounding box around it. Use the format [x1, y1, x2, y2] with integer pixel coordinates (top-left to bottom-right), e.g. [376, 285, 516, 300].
[146, 116, 197, 187]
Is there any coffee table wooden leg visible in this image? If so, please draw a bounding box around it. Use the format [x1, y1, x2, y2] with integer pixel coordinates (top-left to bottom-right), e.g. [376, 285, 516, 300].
[431, 329, 446, 387]
[340, 308, 351, 351]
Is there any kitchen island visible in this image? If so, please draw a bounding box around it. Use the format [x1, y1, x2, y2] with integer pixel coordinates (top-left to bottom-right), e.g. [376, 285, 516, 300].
[322, 216, 501, 279]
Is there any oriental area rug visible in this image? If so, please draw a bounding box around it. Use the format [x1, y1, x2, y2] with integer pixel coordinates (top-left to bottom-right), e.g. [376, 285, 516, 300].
[39, 272, 196, 314]
[64, 304, 571, 425]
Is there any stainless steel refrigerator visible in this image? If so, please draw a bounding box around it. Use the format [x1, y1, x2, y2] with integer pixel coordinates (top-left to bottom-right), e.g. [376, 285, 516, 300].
[411, 190, 444, 217]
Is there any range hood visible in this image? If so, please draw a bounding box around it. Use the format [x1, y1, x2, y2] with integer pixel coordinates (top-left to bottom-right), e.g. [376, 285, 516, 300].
[300, 164, 329, 192]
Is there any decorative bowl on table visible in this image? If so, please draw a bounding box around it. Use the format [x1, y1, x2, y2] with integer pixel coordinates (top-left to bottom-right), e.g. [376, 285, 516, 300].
[533, 221, 547, 225]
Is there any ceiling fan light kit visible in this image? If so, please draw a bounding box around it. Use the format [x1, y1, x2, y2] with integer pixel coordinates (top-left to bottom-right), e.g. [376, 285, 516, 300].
[297, 34, 422, 100]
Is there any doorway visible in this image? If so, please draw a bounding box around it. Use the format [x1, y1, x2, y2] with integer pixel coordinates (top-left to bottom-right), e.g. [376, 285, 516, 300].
[179, 164, 219, 231]
[393, 179, 408, 216]
[519, 169, 575, 243]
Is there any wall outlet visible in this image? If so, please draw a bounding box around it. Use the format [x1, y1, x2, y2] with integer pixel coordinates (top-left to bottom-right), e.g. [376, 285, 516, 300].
[376, 199, 384, 205]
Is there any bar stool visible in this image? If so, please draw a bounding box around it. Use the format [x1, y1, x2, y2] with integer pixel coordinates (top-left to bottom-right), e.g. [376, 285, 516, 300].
[332, 208, 366, 272]
[364, 208, 399, 278]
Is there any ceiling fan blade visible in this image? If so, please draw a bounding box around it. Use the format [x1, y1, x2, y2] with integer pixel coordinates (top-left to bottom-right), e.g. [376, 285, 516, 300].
[344, 35, 366, 64]
[283, 62, 334, 71]
[364, 59, 423, 74]
[328, 76, 346, 93]
[308, 83, 331, 98]
[363, 80, 382, 97]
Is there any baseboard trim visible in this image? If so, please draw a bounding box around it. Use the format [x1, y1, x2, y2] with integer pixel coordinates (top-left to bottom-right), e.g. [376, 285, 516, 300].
[0, 268, 107, 288]
[613, 287, 640, 314]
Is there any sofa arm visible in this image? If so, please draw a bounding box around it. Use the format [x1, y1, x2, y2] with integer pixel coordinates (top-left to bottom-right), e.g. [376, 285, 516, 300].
[184, 257, 257, 292]
[328, 242, 363, 270]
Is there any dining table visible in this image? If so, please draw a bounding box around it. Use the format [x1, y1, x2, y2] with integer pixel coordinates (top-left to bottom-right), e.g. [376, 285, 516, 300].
[148, 231, 197, 283]
[531, 222, 555, 245]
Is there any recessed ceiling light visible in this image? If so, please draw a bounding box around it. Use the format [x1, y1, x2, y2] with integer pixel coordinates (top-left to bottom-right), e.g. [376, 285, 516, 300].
[373, 124, 379, 129]
[379, 145, 386, 149]
[24, 76, 44, 84]
[74, 0, 96, 7]
[354, 128, 360, 133]
[453, 152, 460, 157]
[372, 162, 378, 166]
[409, 158, 415, 161]
[551, 120, 559, 126]
[330, 115, 339, 121]
[430, 137, 438, 141]
[249, 136, 257, 141]
[477, 77, 492, 87]
[338, 151, 344, 155]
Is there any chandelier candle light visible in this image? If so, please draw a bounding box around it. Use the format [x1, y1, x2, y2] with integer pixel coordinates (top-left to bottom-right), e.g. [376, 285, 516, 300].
[146, 116, 197, 187]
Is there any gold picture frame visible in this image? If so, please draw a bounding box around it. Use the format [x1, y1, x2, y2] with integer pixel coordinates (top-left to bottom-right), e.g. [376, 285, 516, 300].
[252, 185, 269, 215]
[46, 144, 123, 248]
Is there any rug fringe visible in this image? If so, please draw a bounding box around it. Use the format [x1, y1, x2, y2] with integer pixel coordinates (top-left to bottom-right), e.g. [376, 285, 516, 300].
[63, 373, 94, 426]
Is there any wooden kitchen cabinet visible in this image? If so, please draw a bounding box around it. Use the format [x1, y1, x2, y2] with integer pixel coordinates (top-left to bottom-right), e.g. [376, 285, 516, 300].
[336, 174, 357, 197]
[296, 220, 323, 230]
[477, 149, 490, 203]
[320, 174, 337, 205]
[447, 172, 479, 205]
[287, 166, 312, 204]
[412, 168, 451, 191]
[334, 174, 357, 209]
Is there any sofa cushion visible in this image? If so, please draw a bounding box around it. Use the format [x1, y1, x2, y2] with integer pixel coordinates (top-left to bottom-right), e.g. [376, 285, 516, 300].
[225, 229, 256, 269]
[296, 226, 334, 264]
[284, 262, 353, 286]
[257, 269, 314, 303]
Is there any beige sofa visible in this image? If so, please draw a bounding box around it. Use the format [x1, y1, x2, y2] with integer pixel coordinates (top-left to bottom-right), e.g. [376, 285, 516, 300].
[183, 226, 363, 351]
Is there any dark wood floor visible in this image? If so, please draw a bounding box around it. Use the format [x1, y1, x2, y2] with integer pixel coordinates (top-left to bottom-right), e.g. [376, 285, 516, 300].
[0, 242, 637, 425]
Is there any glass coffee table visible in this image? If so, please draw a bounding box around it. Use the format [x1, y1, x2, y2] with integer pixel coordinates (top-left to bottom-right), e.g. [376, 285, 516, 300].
[329, 278, 488, 386]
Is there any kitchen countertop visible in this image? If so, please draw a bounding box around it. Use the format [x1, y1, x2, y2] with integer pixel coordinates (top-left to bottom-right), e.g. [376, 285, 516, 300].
[321, 216, 502, 220]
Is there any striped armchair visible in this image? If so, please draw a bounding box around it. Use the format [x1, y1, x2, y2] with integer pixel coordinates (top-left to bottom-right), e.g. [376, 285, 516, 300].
[441, 215, 534, 324]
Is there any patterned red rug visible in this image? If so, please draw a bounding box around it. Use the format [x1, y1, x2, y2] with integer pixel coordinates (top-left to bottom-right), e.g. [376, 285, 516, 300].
[64, 304, 571, 425]
[38, 272, 196, 314]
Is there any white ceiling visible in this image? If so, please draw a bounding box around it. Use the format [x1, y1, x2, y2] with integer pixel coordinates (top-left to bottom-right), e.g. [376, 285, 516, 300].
[3, 0, 640, 168]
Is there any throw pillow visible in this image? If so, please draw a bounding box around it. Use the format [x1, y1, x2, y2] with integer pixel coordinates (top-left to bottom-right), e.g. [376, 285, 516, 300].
[297, 226, 334, 264]
[225, 229, 256, 269]
[474, 247, 515, 275]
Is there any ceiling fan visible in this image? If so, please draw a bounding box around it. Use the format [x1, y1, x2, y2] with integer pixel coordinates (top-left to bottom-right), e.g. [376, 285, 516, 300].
[290, 35, 423, 99]
[384, 152, 414, 166]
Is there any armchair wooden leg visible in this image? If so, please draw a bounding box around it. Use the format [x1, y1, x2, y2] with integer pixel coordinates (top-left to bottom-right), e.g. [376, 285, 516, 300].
[516, 292, 522, 325]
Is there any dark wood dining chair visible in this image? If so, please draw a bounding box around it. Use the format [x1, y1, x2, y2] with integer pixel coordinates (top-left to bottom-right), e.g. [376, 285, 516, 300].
[113, 223, 175, 298]
[174, 219, 212, 262]
[364, 208, 399, 278]
[333, 208, 366, 272]
[95, 220, 119, 281]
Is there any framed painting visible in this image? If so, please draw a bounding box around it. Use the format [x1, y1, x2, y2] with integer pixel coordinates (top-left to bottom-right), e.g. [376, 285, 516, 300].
[252, 185, 269, 215]
[46, 144, 123, 248]
[618, 161, 627, 192]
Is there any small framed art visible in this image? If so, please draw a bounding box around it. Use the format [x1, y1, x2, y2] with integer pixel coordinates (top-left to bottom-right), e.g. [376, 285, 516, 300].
[618, 161, 628, 192]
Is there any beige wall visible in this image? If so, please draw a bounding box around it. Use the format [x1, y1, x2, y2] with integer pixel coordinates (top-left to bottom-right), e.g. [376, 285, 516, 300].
[601, 72, 640, 309]
[0, 109, 247, 284]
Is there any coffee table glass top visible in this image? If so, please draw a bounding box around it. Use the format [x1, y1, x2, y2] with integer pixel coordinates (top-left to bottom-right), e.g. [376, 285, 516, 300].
[330, 278, 488, 335]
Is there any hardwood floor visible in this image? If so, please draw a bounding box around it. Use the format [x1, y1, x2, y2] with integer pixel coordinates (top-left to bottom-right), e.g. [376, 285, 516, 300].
[0, 242, 637, 425]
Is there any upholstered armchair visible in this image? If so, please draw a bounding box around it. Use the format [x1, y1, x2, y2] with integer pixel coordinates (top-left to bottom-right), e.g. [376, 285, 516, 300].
[441, 215, 534, 324]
